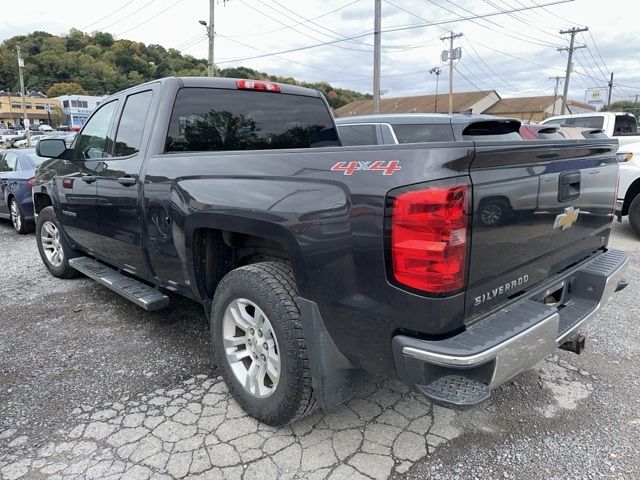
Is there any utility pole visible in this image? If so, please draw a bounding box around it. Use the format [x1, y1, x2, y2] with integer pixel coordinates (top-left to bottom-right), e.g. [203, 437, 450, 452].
[558, 26, 588, 114]
[631, 94, 639, 106]
[199, 0, 217, 77]
[16, 44, 30, 147]
[372, 0, 382, 114]
[430, 67, 442, 113]
[549, 75, 564, 116]
[440, 31, 463, 114]
[607, 72, 614, 106]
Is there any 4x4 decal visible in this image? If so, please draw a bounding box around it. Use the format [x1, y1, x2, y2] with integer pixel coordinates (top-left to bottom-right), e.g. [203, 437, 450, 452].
[331, 160, 401, 176]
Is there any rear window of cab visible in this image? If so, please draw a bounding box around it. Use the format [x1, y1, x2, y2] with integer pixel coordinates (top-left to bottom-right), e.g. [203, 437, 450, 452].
[165, 87, 339, 152]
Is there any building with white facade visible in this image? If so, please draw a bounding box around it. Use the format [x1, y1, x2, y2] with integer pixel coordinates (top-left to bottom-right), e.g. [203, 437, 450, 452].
[55, 94, 108, 130]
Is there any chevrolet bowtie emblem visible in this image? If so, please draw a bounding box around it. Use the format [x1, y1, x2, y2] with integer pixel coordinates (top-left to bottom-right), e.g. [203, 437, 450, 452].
[554, 206, 580, 231]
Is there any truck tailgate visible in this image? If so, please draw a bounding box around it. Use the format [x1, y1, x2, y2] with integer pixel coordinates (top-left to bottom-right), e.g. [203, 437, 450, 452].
[466, 140, 619, 319]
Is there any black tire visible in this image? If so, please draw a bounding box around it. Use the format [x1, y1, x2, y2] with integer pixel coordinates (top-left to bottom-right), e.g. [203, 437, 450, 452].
[629, 194, 640, 238]
[35, 206, 80, 279]
[211, 262, 317, 426]
[478, 198, 511, 227]
[9, 197, 34, 234]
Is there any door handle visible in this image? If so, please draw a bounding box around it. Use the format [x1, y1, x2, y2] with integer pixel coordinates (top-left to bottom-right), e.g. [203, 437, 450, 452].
[117, 176, 137, 186]
[81, 174, 97, 184]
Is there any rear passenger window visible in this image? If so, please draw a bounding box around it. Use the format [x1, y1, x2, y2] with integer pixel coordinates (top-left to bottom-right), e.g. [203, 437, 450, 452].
[0, 153, 19, 172]
[114, 90, 153, 157]
[613, 115, 637, 135]
[564, 116, 604, 129]
[391, 124, 455, 143]
[165, 88, 339, 152]
[338, 125, 379, 146]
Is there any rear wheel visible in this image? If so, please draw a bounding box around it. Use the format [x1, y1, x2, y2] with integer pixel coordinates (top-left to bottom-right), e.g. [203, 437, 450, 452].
[628, 194, 640, 238]
[479, 198, 510, 227]
[211, 262, 316, 426]
[36, 206, 79, 278]
[10, 198, 34, 234]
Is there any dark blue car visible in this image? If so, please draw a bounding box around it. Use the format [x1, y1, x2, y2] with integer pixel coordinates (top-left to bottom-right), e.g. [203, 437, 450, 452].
[0, 149, 46, 234]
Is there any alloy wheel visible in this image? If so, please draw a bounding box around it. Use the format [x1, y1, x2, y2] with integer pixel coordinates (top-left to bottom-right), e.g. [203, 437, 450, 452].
[40, 221, 64, 267]
[10, 200, 21, 232]
[222, 298, 281, 398]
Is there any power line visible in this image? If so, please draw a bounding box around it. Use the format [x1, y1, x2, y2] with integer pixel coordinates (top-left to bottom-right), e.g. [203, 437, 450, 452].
[222, 0, 362, 39]
[81, 0, 138, 30]
[216, 0, 574, 64]
[483, 0, 566, 40]
[116, 0, 185, 36]
[454, 65, 483, 92]
[99, 0, 158, 32]
[237, 0, 371, 53]
[430, 0, 561, 48]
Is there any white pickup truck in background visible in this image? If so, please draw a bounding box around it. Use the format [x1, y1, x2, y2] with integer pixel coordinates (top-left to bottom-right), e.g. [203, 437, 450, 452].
[542, 112, 640, 236]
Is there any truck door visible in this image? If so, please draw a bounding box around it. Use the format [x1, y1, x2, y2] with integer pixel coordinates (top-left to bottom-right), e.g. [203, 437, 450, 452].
[95, 89, 155, 275]
[57, 100, 119, 253]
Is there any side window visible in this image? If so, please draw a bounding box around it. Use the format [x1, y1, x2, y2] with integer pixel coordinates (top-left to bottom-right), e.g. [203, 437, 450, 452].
[114, 90, 153, 157]
[74, 101, 118, 161]
[0, 153, 20, 172]
[392, 124, 455, 143]
[338, 125, 379, 146]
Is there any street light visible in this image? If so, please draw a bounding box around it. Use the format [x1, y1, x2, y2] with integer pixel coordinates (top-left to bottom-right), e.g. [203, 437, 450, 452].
[429, 67, 442, 113]
[199, 20, 214, 77]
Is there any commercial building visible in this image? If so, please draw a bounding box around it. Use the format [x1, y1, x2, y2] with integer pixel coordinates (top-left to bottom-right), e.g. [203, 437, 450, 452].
[55, 94, 107, 130]
[334, 91, 501, 117]
[0, 91, 61, 128]
[336, 92, 596, 122]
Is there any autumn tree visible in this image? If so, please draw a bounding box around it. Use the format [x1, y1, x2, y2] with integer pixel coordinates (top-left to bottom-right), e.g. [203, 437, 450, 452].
[46, 82, 86, 98]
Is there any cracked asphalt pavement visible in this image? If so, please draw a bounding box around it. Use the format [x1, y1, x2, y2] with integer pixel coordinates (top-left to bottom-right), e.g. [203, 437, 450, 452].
[0, 219, 639, 480]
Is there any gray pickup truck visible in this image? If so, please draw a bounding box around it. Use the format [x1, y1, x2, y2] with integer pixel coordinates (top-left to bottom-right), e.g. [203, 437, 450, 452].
[33, 77, 628, 425]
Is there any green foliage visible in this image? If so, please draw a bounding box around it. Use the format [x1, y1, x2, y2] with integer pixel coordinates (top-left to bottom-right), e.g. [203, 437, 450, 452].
[0, 30, 368, 109]
[49, 105, 65, 128]
[601, 100, 640, 118]
[46, 82, 86, 98]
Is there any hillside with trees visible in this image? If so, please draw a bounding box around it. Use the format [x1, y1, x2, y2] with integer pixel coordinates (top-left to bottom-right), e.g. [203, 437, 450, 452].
[0, 30, 370, 109]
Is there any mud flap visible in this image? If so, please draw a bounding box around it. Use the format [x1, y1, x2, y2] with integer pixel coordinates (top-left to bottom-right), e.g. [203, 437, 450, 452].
[297, 297, 366, 410]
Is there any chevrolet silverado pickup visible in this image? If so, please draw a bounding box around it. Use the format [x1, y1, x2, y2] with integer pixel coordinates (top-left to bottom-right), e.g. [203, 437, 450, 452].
[33, 77, 628, 426]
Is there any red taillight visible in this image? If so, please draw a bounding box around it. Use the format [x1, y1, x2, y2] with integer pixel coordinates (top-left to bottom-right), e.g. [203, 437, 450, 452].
[28, 178, 36, 187]
[391, 183, 469, 294]
[236, 79, 281, 93]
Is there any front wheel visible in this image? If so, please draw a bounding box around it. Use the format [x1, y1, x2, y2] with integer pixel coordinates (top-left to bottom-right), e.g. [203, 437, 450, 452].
[35, 206, 79, 278]
[211, 262, 316, 426]
[628, 194, 640, 238]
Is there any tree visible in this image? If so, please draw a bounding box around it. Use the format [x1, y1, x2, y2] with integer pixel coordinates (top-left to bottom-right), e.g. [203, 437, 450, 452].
[49, 105, 65, 128]
[601, 100, 640, 119]
[46, 82, 86, 98]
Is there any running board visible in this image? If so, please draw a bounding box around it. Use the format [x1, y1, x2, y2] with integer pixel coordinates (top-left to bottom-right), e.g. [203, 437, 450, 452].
[68, 257, 169, 311]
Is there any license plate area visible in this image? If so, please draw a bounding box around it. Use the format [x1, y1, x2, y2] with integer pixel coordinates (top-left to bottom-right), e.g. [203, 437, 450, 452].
[534, 276, 576, 308]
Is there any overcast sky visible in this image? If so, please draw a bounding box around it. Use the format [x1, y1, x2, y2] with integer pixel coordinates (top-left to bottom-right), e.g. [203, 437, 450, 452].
[1, 0, 638, 103]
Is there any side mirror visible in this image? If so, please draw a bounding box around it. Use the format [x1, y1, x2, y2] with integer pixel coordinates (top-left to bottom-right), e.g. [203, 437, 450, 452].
[36, 138, 67, 159]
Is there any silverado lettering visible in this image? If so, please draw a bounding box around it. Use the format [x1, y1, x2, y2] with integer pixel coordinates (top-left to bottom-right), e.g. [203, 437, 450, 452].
[474, 275, 530, 306]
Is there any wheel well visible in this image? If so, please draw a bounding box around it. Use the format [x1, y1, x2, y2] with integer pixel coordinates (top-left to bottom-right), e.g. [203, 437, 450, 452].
[193, 229, 291, 301]
[33, 193, 52, 214]
[622, 178, 640, 216]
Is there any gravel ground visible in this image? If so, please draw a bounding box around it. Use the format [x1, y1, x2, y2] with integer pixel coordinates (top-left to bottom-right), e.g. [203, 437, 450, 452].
[0, 219, 638, 480]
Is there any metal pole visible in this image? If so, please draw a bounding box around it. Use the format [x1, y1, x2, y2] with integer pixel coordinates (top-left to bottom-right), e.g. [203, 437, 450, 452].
[558, 26, 588, 115]
[372, 0, 381, 114]
[430, 67, 441, 113]
[16, 44, 30, 147]
[607, 72, 614, 106]
[448, 33, 454, 114]
[208, 0, 215, 77]
[550, 76, 563, 116]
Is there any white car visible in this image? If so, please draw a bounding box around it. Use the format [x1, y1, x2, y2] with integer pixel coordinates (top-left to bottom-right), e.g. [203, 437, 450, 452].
[38, 124, 53, 131]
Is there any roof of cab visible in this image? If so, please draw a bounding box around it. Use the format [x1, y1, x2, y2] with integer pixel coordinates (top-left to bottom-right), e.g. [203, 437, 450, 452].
[103, 76, 323, 100]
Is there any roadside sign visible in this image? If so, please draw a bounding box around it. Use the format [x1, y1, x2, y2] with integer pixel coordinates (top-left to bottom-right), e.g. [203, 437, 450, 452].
[585, 87, 607, 105]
